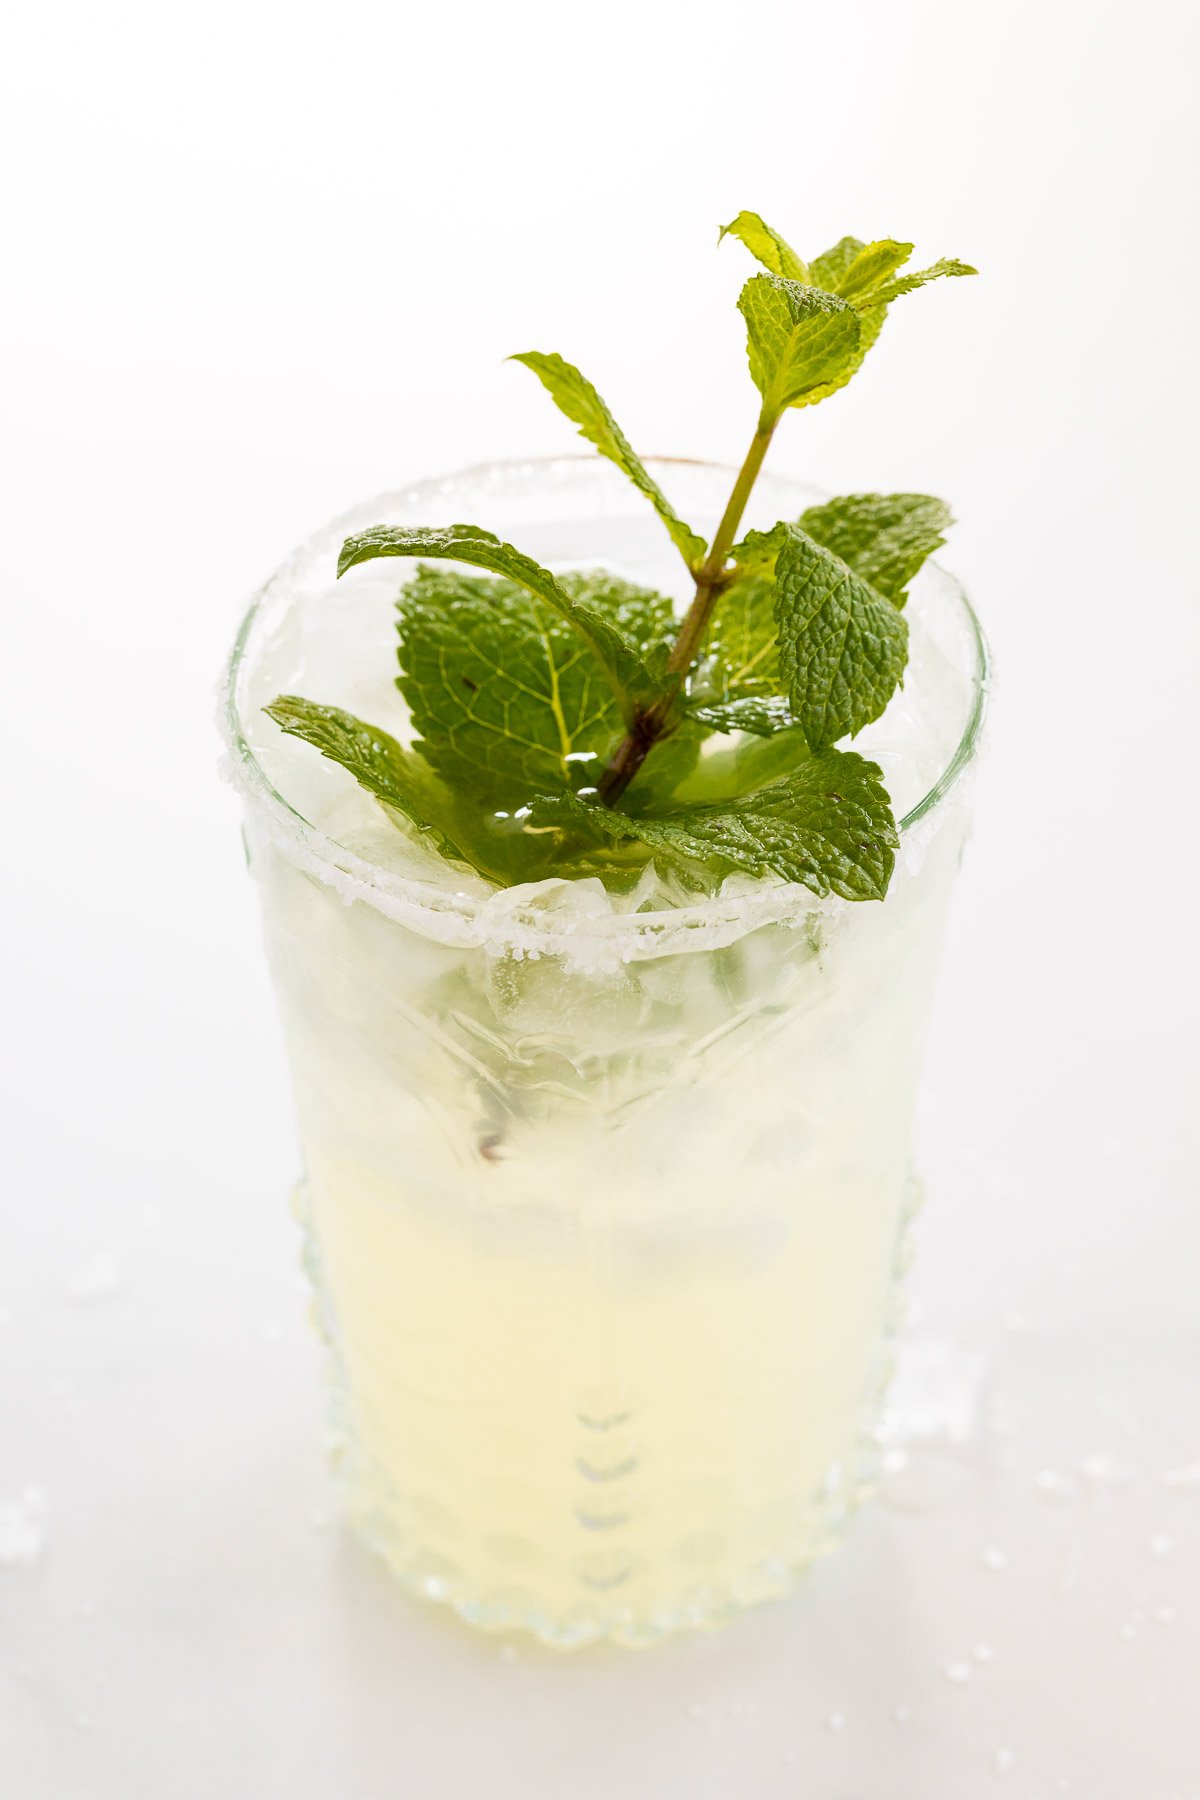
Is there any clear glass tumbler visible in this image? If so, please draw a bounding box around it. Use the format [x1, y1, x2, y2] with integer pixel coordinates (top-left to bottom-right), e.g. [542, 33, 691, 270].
[222, 457, 988, 1646]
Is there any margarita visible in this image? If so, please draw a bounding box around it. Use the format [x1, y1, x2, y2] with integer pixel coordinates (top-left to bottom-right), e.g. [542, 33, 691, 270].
[224, 458, 985, 1645]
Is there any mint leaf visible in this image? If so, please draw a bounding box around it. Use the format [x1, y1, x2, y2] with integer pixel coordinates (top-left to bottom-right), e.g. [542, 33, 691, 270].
[808, 235, 867, 290]
[337, 523, 668, 719]
[340, 521, 545, 588]
[835, 239, 914, 302]
[697, 489, 948, 740]
[737, 275, 861, 416]
[568, 591, 677, 717]
[773, 527, 908, 749]
[698, 569, 780, 699]
[719, 211, 808, 281]
[803, 305, 885, 405]
[732, 493, 951, 607]
[800, 492, 951, 605]
[687, 695, 795, 737]
[396, 566, 673, 808]
[264, 696, 481, 867]
[727, 523, 788, 578]
[858, 258, 976, 308]
[510, 351, 705, 566]
[796, 237, 973, 404]
[531, 749, 897, 901]
[557, 568, 677, 666]
[724, 228, 882, 407]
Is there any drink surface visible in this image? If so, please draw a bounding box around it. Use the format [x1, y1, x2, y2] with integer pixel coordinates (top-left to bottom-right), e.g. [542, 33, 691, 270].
[228, 460, 984, 1642]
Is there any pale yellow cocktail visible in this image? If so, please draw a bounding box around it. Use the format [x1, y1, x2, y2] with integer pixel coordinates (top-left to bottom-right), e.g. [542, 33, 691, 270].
[224, 458, 985, 1644]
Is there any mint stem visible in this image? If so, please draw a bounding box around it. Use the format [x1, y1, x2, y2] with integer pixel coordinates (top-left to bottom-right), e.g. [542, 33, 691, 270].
[596, 414, 778, 805]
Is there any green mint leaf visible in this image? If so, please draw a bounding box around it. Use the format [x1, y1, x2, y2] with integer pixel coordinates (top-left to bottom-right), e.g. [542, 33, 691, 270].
[733, 493, 951, 607]
[719, 210, 809, 281]
[835, 239, 914, 301]
[798, 237, 973, 403]
[773, 526, 908, 749]
[531, 749, 898, 901]
[557, 568, 677, 667]
[337, 523, 668, 719]
[697, 570, 780, 700]
[713, 488, 949, 719]
[803, 306, 885, 404]
[856, 257, 976, 309]
[396, 566, 673, 808]
[263, 696, 482, 867]
[567, 594, 677, 718]
[808, 235, 867, 290]
[799, 492, 952, 605]
[510, 351, 705, 566]
[727, 523, 788, 578]
[687, 695, 795, 737]
[737, 275, 861, 416]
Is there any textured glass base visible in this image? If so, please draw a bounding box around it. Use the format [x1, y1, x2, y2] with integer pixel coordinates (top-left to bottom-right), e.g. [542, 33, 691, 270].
[349, 1496, 859, 1650]
[293, 1175, 922, 1649]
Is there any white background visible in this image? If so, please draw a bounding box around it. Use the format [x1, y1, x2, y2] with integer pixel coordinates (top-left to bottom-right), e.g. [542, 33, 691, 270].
[3, 1, 1199, 1794]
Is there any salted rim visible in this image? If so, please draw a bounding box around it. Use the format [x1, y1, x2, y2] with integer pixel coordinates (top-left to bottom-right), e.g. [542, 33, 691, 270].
[219, 456, 990, 956]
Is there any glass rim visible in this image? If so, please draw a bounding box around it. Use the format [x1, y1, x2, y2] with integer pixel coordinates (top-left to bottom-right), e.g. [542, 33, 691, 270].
[220, 455, 990, 948]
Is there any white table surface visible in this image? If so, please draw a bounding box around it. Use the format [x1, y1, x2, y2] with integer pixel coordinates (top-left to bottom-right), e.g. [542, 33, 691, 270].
[4, 1, 1199, 1793]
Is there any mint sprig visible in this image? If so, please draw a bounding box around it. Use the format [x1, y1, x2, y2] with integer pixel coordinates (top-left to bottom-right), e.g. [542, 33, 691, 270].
[267, 210, 974, 903]
[729, 220, 975, 407]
